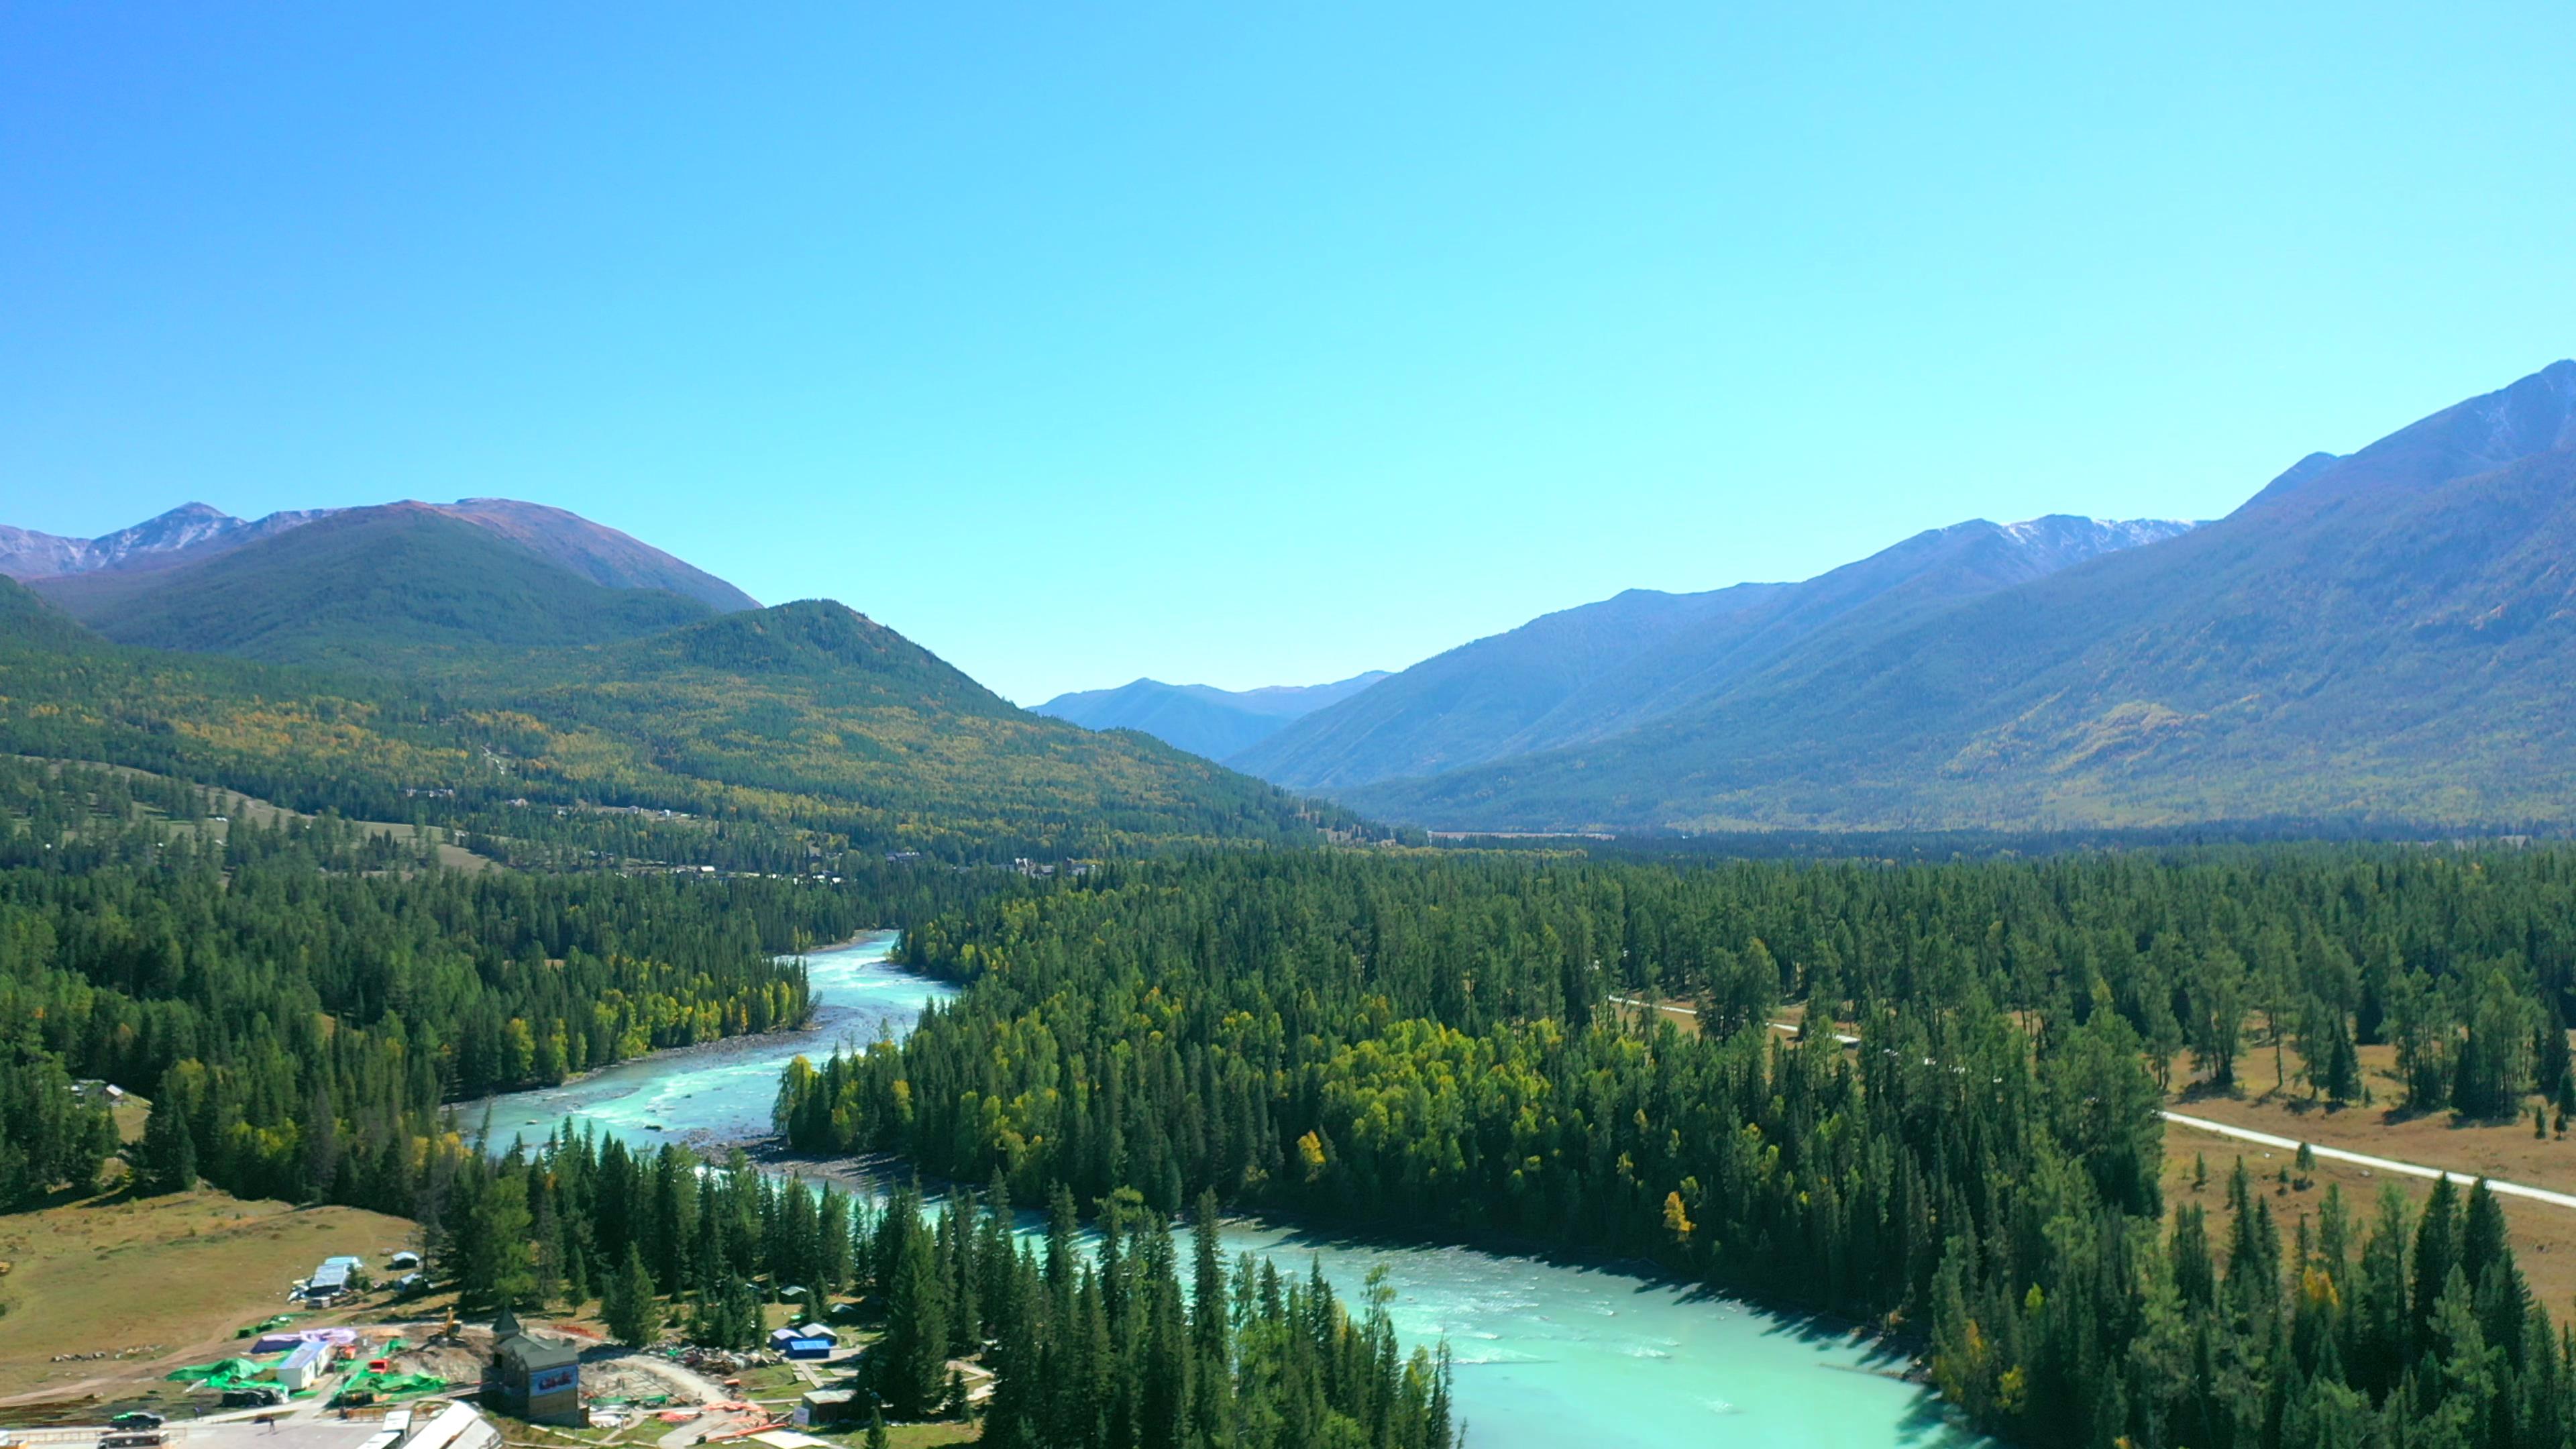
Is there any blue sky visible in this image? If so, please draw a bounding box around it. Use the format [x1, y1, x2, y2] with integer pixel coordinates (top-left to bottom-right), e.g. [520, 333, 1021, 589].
[5, 4, 2572, 704]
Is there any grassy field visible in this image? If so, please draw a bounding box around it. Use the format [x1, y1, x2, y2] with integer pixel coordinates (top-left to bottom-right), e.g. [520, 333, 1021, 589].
[2157, 1128, 2576, 1313]
[2169, 1037, 2576, 1196]
[2157, 1030, 2576, 1311]
[0, 1187, 415, 1412]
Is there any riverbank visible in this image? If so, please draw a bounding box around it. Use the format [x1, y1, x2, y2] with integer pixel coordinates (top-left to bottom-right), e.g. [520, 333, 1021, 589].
[471, 934, 1989, 1448]
[727, 1134, 1936, 1389]
[458, 930, 918, 1142]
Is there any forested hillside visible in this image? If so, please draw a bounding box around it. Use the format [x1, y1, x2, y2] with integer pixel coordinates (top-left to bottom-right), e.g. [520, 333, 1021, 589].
[779, 846, 2576, 1448]
[438, 600, 1336, 853]
[0, 575, 1345, 861]
[0, 755, 997, 1210]
[34, 506, 720, 665]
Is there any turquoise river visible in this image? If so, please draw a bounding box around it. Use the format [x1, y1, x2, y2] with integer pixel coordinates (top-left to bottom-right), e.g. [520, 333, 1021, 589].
[475, 933, 1990, 1449]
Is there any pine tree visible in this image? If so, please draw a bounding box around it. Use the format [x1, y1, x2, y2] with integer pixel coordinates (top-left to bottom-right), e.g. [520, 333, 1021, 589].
[2412, 1175, 2461, 1351]
[606, 1244, 663, 1347]
[876, 1211, 951, 1417]
[464, 1173, 537, 1310]
[138, 1088, 197, 1195]
[1189, 1188, 1234, 1446]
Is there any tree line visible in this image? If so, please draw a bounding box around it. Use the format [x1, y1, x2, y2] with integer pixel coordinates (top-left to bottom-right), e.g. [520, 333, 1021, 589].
[443, 1125, 1456, 1449]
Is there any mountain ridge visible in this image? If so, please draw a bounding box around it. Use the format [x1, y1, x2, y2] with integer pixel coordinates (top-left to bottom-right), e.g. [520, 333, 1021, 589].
[1234, 513, 2194, 791]
[2, 497, 761, 611]
[1336, 360, 2576, 833]
[30, 504, 720, 667]
[1033, 672, 1390, 761]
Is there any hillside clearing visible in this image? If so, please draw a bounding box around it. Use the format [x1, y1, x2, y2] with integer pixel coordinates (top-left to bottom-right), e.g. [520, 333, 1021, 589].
[0, 1189, 414, 1409]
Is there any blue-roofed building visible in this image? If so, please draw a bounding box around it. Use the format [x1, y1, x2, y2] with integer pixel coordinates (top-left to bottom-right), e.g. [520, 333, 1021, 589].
[767, 1326, 834, 1360]
[303, 1263, 352, 1303]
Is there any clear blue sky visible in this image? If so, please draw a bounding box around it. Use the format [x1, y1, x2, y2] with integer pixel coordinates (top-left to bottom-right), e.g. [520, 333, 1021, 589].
[5, 4, 2572, 704]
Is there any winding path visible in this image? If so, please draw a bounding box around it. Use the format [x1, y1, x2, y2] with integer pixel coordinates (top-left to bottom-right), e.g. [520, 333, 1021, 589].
[2156, 1111, 2576, 1211]
[1603, 995, 2576, 1213]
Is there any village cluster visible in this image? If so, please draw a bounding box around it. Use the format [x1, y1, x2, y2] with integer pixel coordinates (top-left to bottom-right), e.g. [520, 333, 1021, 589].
[5, 1244, 945, 1449]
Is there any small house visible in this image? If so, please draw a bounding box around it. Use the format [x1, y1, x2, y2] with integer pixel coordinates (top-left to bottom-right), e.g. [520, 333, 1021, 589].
[388, 1251, 422, 1271]
[796, 1389, 861, 1428]
[278, 1339, 331, 1393]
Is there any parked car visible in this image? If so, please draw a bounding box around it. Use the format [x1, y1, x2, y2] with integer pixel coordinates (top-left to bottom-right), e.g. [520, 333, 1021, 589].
[109, 1413, 166, 1430]
[101, 1433, 166, 1448]
[221, 1387, 286, 1409]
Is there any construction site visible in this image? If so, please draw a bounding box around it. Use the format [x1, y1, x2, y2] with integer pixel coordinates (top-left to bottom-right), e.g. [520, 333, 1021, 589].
[0, 1233, 981, 1449]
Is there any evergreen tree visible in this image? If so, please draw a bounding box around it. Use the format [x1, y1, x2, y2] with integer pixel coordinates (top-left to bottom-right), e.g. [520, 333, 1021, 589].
[464, 1173, 537, 1311]
[606, 1244, 663, 1347]
[137, 1083, 197, 1195]
[876, 1208, 952, 1417]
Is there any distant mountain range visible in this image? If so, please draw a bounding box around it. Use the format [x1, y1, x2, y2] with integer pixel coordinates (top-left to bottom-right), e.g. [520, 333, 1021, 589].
[19, 357, 2572, 847]
[3, 498, 761, 612]
[1258, 359, 2576, 833]
[0, 496, 1336, 857]
[1033, 673, 1390, 761]
[1236, 515, 2196, 791]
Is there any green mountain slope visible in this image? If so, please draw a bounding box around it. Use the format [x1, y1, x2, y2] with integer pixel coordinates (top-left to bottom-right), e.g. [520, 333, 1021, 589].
[429, 497, 762, 610]
[439, 600, 1332, 848]
[1343, 360, 2576, 832]
[33, 504, 716, 665]
[0, 579, 1340, 859]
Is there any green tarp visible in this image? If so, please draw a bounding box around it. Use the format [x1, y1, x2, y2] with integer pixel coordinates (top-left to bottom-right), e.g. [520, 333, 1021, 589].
[333, 1371, 449, 1401]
